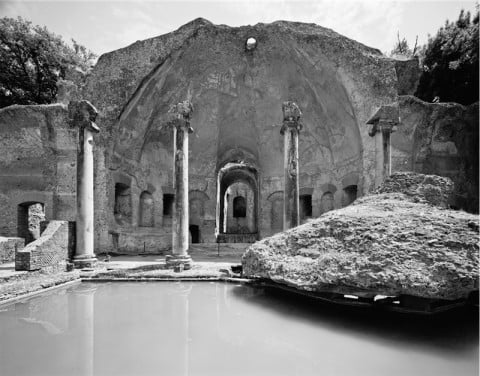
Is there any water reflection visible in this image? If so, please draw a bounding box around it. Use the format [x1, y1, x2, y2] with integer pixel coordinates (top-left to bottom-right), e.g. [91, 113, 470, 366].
[0, 282, 478, 376]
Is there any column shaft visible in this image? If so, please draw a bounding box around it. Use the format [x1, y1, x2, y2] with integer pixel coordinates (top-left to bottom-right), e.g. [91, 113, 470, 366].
[75, 127, 96, 266]
[382, 127, 392, 177]
[374, 131, 384, 187]
[172, 126, 189, 256]
[283, 128, 300, 230]
[166, 100, 194, 270]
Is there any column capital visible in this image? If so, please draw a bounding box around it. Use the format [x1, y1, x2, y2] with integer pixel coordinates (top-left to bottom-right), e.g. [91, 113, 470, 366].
[280, 101, 303, 135]
[68, 100, 100, 133]
[168, 100, 194, 133]
[366, 103, 400, 137]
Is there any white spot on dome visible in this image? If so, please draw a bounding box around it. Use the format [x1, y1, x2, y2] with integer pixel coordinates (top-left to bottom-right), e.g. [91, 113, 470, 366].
[246, 37, 257, 50]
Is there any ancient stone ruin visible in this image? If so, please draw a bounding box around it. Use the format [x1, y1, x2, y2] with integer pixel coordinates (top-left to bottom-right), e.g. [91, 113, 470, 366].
[0, 18, 477, 271]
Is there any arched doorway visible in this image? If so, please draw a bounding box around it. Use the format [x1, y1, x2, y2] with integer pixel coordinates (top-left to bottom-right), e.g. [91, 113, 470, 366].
[189, 225, 200, 244]
[216, 163, 259, 243]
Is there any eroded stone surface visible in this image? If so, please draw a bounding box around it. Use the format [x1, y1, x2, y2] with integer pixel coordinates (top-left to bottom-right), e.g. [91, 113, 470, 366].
[242, 173, 479, 300]
[376, 171, 454, 208]
[391, 96, 479, 213]
[0, 237, 24, 264]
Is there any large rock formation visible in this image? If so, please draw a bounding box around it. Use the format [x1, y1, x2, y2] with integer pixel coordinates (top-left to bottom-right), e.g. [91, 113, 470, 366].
[242, 172, 479, 301]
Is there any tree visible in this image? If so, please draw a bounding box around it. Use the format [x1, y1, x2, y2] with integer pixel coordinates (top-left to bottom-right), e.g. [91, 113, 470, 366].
[390, 32, 418, 59]
[415, 9, 479, 105]
[0, 17, 96, 108]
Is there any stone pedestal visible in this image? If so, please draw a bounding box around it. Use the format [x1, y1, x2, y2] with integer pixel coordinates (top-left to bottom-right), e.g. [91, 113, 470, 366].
[280, 101, 302, 230]
[69, 101, 100, 268]
[166, 101, 194, 270]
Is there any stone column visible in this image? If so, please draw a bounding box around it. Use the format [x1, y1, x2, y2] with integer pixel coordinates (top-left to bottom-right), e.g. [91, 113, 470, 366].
[381, 121, 394, 177]
[367, 104, 400, 186]
[69, 101, 100, 268]
[166, 101, 194, 270]
[280, 101, 302, 230]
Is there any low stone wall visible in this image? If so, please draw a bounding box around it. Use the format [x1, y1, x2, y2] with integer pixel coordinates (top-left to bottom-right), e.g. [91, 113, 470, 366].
[15, 221, 69, 271]
[109, 229, 171, 255]
[0, 237, 25, 263]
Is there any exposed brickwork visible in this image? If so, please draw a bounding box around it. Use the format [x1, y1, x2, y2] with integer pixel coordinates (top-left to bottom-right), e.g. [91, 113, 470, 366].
[15, 221, 70, 271]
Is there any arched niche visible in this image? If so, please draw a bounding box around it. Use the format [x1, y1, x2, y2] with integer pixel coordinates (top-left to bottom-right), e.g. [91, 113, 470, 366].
[320, 192, 335, 214]
[114, 183, 132, 225]
[189, 190, 209, 226]
[233, 196, 247, 218]
[225, 182, 254, 233]
[139, 191, 154, 227]
[342, 185, 358, 207]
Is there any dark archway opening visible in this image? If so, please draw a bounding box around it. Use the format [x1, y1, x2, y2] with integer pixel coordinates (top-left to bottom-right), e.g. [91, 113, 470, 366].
[342, 185, 358, 207]
[163, 194, 174, 216]
[17, 202, 45, 244]
[233, 196, 247, 217]
[299, 194, 312, 220]
[189, 225, 200, 244]
[216, 163, 258, 243]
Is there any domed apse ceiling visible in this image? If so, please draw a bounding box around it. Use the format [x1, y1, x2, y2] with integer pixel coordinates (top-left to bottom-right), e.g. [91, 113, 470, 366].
[114, 25, 362, 179]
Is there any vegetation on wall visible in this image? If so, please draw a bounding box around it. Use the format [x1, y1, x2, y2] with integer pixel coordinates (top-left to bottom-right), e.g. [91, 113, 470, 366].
[0, 17, 96, 108]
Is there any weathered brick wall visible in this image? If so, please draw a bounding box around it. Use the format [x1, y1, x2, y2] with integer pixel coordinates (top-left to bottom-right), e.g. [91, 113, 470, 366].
[0, 104, 77, 238]
[15, 220, 69, 271]
[0, 237, 25, 263]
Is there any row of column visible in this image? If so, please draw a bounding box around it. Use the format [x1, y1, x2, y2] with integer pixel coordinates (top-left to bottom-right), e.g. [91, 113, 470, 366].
[70, 99, 397, 269]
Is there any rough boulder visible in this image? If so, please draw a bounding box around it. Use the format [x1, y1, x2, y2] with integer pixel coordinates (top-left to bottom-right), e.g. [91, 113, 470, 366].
[242, 172, 479, 300]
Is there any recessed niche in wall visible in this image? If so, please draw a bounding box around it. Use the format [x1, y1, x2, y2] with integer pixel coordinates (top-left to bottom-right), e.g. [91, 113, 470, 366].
[189, 224, 200, 244]
[114, 183, 132, 225]
[233, 196, 247, 218]
[139, 191, 154, 227]
[321, 192, 335, 214]
[342, 185, 358, 207]
[163, 194, 174, 216]
[299, 194, 312, 219]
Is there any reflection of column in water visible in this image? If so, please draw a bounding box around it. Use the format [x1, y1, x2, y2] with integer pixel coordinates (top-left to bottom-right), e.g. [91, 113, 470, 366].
[172, 283, 192, 376]
[69, 285, 96, 376]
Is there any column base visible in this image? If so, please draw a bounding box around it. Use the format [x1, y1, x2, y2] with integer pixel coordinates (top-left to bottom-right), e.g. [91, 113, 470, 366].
[73, 255, 97, 269]
[165, 254, 193, 271]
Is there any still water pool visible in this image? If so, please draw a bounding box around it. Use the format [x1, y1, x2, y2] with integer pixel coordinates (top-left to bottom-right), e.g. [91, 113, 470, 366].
[0, 282, 478, 376]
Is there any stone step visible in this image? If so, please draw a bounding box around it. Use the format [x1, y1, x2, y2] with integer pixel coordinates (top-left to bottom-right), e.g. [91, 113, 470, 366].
[217, 233, 258, 243]
[189, 243, 251, 254]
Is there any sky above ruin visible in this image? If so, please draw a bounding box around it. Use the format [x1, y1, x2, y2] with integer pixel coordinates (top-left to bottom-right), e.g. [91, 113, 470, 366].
[1, 0, 477, 57]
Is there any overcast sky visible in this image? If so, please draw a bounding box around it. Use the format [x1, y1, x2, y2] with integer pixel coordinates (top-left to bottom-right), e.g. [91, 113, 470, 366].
[1, 0, 477, 56]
